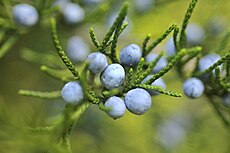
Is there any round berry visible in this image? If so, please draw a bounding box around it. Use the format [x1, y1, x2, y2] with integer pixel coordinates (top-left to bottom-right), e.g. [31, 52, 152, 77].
[142, 75, 166, 95]
[198, 53, 221, 72]
[120, 44, 142, 66]
[186, 23, 205, 45]
[67, 36, 90, 63]
[165, 37, 176, 56]
[62, 3, 85, 24]
[61, 81, 84, 104]
[12, 4, 39, 27]
[145, 53, 168, 74]
[86, 52, 108, 74]
[100, 64, 125, 90]
[104, 96, 126, 119]
[183, 77, 204, 98]
[124, 88, 152, 115]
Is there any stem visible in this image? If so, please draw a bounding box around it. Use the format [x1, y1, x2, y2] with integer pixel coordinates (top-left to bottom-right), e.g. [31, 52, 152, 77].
[53, 102, 90, 152]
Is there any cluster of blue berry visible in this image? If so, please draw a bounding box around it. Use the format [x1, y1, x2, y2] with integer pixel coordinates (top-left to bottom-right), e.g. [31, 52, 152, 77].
[61, 43, 164, 119]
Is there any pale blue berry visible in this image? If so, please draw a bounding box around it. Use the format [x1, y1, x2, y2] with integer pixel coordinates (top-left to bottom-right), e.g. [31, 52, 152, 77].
[183, 77, 204, 98]
[198, 53, 221, 75]
[165, 37, 176, 56]
[86, 52, 108, 74]
[67, 36, 90, 63]
[124, 88, 152, 115]
[100, 64, 125, 90]
[141, 75, 166, 95]
[120, 44, 142, 66]
[63, 3, 85, 24]
[12, 4, 39, 27]
[186, 23, 205, 45]
[104, 96, 126, 119]
[61, 81, 84, 104]
[145, 53, 168, 74]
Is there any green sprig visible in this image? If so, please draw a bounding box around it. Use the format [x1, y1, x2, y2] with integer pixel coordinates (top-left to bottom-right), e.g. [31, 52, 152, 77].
[134, 58, 145, 80]
[145, 47, 201, 85]
[79, 62, 89, 97]
[110, 25, 121, 63]
[118, 21, 128, 35]
[136, 84, 182, 97]
[138, 52, 164, 85]
[142, 33, 151, 55]
[54, 102, 90, 148]
[89, 27, 100, 48]
[102, 88, 121, 98]
[124, 68, 134, 91]
[98, 2, 128, 52]
[50, 18, 80, 80]
[144, 24, 177, 56]
[179, 0, 199, 48]
[40, 65, 73, 82]
[214, 67, 227, 91]
[87, 90, 100, 104]
[18, 90, 61, 99]
[173, 26, 180, 51]
[193, 50, 230, 77]
[0, 32, 19, 58]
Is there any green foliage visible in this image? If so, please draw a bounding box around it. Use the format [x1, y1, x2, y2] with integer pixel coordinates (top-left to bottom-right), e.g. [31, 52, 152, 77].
[1, 0, 230, 152]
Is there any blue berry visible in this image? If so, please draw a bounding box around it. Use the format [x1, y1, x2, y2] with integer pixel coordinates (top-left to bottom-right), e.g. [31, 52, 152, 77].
[67, 36, 90, 63]
[120, 44, 142, 66]
[183, 77, 204, 98]
[86, 52, 108, 74]
[12, 4, 39, 27]
[165, 37, 176, 56]
[186, 23, 205, 45]
[198, 53, 221, 74]
[104, 96, 126, 119]
[61, 81, 84, 104]
[63, 3, 85, 24]
[145, 53, 168, 74]
[100, 64, 125, 90]
[141, 75, 166, 95]
[124, 88, 152, 115]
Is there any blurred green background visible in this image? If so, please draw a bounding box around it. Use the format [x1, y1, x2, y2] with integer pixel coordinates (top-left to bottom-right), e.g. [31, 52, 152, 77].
[0, 0, 230, 152]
